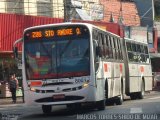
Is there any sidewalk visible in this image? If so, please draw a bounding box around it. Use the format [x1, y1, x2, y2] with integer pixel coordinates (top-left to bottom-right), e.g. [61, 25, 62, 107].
[152, 86, 160, 91]
[0, 97, 24, 105]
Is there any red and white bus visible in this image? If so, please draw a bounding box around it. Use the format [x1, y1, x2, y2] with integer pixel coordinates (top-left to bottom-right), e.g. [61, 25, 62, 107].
[13, 23, 152, 113]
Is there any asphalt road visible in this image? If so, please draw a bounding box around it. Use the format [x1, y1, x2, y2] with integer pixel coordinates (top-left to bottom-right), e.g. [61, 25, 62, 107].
[0, 91, 160, 120]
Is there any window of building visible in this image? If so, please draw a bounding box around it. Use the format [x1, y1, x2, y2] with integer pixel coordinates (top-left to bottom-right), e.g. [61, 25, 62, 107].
[37, 0, 53, 17]
[6, 0, 24, 14]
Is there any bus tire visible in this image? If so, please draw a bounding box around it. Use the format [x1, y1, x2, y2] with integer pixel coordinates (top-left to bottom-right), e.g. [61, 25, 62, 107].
[105, 80, 108, 99]
[42, 105, 52, 114]
[96, 100, 105, 110]
[130, 93, 137, 100]
[116, 84, 123, 105]
[138, 81, 145, 99]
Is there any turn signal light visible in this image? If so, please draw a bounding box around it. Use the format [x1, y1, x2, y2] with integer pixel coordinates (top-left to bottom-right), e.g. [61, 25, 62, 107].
[30, 81, 42, 87]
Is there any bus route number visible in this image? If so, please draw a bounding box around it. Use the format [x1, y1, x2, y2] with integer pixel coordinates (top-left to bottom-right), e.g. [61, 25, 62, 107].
[32, 31, 42, 38]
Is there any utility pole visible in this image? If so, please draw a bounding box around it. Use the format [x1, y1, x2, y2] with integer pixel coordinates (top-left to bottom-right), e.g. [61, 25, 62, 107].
[118, 0, 123, 25]
[63, 0, 72, 22]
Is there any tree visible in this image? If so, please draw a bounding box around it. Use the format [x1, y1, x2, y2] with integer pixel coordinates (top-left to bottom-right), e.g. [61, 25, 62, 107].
[154, 0, 160, 21]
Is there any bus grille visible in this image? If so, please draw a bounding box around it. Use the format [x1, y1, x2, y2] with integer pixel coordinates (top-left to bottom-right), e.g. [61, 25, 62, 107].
[35, 86, 83, 93]
[35, 96, 84, 103]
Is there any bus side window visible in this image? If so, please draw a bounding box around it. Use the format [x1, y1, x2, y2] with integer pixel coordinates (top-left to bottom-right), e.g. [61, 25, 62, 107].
[126, 42, 134, 62]
[117, 39, 123, 60]
[98, 32, 104, 58]
[115, 38, 121, 60]
[107, 35, 113, 59]
[93, 29, 98, 40]
[128, 52, 134, 62]
[110, 37, 116, 60]
[137, 44, 141, 53]
[139, 45, 145, 63]
[132, 43, 136, 52]
[136, 44, 142, 62]
[132, 43, 138, 62]
[140, 54, 145, 63]
[113, 37, 118, 60]
[104, 35, 110, 59]
[101, 33, 106, 58]
[146, 55, 150, 63]
[144, 46, 150, 63]
[103, 34, 108, 59]
[109, 36, 114, 59]
[140, 45, 144, 53]
[93, 40, 99, 71]
[126, 42, 132, 51]
[144, 46, 149, 54]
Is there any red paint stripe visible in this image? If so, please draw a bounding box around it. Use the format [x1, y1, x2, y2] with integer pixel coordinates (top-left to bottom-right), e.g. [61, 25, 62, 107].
[104, 64, 108, 72]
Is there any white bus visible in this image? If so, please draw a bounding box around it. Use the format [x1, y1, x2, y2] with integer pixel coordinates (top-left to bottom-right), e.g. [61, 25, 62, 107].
[13, 23, 152, 113]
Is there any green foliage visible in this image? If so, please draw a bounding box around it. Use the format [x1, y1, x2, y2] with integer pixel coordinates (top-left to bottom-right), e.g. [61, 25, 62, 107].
[155, 16, 160, 22]
[154, 0, 160, 16]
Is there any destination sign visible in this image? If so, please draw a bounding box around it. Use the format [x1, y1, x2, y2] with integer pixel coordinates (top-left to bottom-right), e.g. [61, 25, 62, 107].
[30, 27, 82, 39]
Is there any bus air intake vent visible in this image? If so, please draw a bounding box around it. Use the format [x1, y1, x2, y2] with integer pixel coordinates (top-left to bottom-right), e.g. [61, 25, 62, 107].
[35, 96, 84, 103]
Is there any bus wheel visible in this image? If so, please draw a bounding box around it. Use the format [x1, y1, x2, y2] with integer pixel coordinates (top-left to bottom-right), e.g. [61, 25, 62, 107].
[42, 105, 52, 114]
[96, 100, 105, 110]
[138, 81, 145, 99]
[116, 86, 123, 105]
[130, 93, 137, 100]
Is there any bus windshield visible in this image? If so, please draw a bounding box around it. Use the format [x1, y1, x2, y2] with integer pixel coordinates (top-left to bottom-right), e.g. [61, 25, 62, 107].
[24, 25, 90, 80]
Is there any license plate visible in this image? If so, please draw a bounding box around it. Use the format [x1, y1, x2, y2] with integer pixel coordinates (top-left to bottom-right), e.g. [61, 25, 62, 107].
[53, 94, 65, 99]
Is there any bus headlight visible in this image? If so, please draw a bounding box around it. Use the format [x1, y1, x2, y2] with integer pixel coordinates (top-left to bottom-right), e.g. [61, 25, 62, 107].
[82, 82, 89, 88]
[30, 87, 36, 92]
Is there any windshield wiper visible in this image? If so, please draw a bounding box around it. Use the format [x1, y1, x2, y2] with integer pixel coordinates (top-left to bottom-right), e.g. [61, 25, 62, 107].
[59, 39, 72, 58]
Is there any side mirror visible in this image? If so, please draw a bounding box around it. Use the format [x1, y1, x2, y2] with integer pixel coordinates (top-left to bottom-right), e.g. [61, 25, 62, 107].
[13, 47, 18, 59]
[13, 38, 22, 66]
[96, 46, 102, 57]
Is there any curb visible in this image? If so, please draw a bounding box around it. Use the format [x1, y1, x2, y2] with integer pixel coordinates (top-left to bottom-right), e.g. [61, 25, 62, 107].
[0, 97, 23, 106]
[0, 103, 25, 108]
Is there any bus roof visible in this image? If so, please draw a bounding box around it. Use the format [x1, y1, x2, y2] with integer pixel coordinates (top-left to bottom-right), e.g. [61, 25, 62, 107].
[124, 37, 148, 44]
[23, 22, 120, 39]
[24, 22, 92, 31]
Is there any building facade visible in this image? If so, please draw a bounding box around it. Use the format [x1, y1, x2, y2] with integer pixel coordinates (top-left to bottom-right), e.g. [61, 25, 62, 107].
[0, 0, 142, 26]
[100, 0, 140, 26]
[0, 0, 100, 20]
[0, 0, 64, 18]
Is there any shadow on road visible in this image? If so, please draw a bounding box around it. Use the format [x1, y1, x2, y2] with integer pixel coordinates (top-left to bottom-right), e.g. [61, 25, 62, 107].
[19, 90, 160, 120]
[20, 105, 98, 120]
